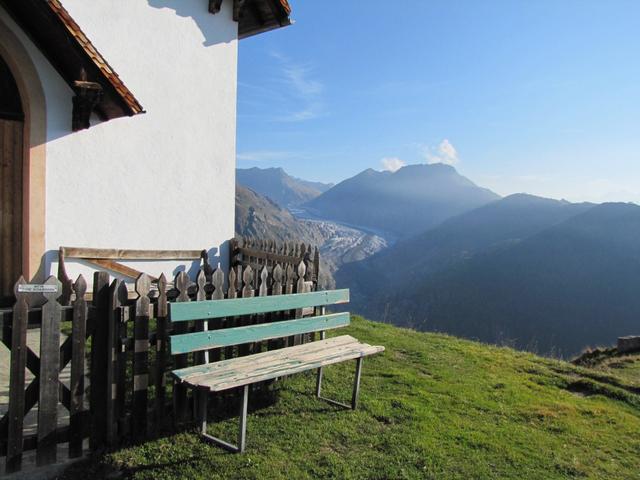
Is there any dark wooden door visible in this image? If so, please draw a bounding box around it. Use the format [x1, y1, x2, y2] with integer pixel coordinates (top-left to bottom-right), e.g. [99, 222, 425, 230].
[0, 55, 24, 303]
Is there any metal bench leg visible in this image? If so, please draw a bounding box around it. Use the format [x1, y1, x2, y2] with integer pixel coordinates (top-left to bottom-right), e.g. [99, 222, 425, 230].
[352, 357, 363, 409]
[197, 389, 208, 435]
[238, 384, 248, 452]
[201, 385, 249, 453]
[316, 367, 323, 397]
[316, 357, 363, 410]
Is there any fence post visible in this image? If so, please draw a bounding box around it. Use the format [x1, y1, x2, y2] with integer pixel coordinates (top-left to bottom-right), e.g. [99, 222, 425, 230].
[271, 264, 284, 350]
[106, 279, 122, 446]
[154, 274, 168, 437]
[115, 281, 129, 440]
[90, 271, 110, 451]
[240, 266, 254, 357]
[209, 267, 224, 362]
[133, 274, 151, 441]
[256, 267, 269, 354]
[293, 261, 308, 346]
[69, 275, 87, 458]
[173, 271, 191, 426]
[195, 270, 207, 365]
[5, 277, 28, 473]
[225, 267, 238, 360]
[284, 264, 295, 347]
[36, 276, 62, 466]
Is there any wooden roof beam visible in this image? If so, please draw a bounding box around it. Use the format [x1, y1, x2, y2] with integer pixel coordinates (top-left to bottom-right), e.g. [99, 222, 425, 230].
[208, 0, 223, 14]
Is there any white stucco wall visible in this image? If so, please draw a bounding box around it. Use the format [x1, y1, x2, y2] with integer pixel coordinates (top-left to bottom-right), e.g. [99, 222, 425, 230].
[1, 0, 238, 283]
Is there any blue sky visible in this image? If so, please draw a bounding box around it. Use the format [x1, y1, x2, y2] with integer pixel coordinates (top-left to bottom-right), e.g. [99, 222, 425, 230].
[237, 1, 640, 203]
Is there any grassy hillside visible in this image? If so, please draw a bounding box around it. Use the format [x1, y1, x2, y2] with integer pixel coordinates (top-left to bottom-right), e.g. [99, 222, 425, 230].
[62, 318, 640, 480]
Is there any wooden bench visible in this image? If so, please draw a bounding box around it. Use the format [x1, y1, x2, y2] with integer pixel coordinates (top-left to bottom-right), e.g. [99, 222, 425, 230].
[168, 289, 384, 453]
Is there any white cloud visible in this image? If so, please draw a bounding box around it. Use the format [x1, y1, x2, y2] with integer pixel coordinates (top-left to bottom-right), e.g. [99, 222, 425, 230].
[424, 139, 459, 166]
[269, 51, 326, 122]
[380, 157, 406, 172]
[282, 64, 324, 96]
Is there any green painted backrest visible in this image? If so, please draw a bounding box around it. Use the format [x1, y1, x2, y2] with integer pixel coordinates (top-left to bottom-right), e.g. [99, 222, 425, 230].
[169, 289, 350, 356]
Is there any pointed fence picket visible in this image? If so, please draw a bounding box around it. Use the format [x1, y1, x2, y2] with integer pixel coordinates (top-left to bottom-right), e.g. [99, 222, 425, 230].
[0, 253, 320, 473]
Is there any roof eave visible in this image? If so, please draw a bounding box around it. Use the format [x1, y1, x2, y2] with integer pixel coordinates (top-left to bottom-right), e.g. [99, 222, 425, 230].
[0, 0, 143, 124]
[239, 17, 292, 40]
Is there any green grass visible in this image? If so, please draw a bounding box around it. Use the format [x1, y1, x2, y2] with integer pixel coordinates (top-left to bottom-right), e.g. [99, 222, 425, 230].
[572, 347, 640, 388]
[62, 317, 640, 479]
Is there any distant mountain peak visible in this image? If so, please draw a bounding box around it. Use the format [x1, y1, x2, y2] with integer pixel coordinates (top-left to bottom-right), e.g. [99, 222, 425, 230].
[236, 166, 334, 208]
[306, 163, 500, 238]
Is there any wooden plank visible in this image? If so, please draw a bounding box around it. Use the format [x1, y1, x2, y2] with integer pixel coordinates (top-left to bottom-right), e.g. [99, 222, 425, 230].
[194, 270, 208, 365]
[90, 271, 110, 451]
[61, 247, 202, 260]
[85, 258, 158, 282]
[294, 262, 309, 346]
[224, 267, 238, 360]
[208, 268, 225, 362]
[153, 274, 168, 437]
[254, 267, 271, 355]
[170, 312, 350, 355]
[209, 0, 223, 13]
[106, 279, 122, 446]
[169, 289, 349, 322]
[174, 337, 384, 392]
[0, 120, 23, 301]
[175, 335, 359, 381]
[69, 276, 87, 458]
[11, 121, 22, 302]
[172, 272, 191, 426]
[284, 264, 295, 347]
[5, 278, 28, 473]
[133, 274, 150, 441]
[235, 246, 304, 269]
[239, 266, 254, 357]
[36, 277, 61, 467]
[269, 264, 284, 351]
[0, 306, 74, 327]
[115, 282, 129, 441]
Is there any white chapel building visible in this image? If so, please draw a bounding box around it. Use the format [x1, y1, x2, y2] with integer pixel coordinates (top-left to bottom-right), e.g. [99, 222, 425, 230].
[0, 0, 291, 301]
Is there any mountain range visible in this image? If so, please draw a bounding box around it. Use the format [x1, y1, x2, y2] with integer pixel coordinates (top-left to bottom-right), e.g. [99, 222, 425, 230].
[235, 183, 325, 246]
[236, 165, 640, 357]
[338, 195, 640, 356]
[305, 163, 500, 238]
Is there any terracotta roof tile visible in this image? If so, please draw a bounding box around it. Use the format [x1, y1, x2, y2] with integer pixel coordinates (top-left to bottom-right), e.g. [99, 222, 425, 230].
[279, 0, 292, 15]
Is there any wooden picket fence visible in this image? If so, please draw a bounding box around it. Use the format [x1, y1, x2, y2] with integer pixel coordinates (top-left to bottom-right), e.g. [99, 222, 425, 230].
[0, 260, 315, 474]
[231, 237, 320, 291]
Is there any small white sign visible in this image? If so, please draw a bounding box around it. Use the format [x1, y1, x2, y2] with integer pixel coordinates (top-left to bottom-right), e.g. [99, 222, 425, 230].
[17, 284, 58, 294]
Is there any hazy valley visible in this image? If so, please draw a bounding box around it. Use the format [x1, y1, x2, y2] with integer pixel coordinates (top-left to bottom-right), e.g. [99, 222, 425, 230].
[236, 165, 640, 357]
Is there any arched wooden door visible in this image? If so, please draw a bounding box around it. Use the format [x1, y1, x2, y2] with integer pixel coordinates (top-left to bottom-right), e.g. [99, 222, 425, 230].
[0, 54, 24, 304]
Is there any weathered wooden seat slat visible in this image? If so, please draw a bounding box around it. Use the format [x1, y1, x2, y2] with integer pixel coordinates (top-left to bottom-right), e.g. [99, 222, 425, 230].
[169, 289, 350, 321]
[173, 335, 384, 392]
[170, 312, 350, 354]
[167, 287, 384, 453]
